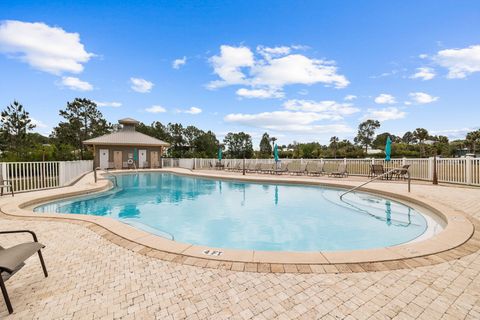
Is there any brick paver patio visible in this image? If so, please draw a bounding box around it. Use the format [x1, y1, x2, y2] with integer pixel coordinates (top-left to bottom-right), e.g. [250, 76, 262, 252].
[0, 173, 479, 319]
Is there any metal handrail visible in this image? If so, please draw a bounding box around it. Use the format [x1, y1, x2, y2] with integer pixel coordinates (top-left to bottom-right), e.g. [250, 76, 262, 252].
[94, 167, 118, 187]
[339, 167, 411, 200]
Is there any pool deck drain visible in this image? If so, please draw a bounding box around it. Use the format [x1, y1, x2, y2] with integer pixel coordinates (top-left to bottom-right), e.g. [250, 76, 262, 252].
[0, 168, 478, 274]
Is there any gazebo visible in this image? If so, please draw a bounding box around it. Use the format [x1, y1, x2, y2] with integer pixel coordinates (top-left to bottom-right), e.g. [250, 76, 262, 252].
[83, 118, 170, 169]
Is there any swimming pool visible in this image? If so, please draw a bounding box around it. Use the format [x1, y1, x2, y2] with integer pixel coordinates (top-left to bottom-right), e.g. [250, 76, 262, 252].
[35, 172, 431, 252]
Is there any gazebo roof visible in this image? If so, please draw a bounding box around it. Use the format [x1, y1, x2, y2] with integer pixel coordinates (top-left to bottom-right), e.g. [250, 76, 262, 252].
[83, 117, 169, 147]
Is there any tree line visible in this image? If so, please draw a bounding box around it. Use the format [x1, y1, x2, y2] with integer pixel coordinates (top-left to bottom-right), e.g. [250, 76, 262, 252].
[1, 99, 479, 162]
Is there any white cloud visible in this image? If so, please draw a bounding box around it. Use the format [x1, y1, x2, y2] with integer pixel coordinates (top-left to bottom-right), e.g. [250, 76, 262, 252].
[410, 67, 436, 81]
[362, 107, 406, 121]
[419, 54, 428, 59]
[184, 107, 202, 114]
[374, 93, 396, 104]
[30, 117, 48, 128]
[283, 99, 360, 120]
[236, 88, 284, 99]
[344, 94, 357, 101]
[94, 101, 122, 108]
[433, 44, 480, 79]
[256, 45, 291, 59]
[0, 20, 93, 74]
[207, 44, 349, 98]
[145, 105, 166, 113]
[207, 45, 254, 89]
[59, 76, 93, 91]
[250, 54, 349, 88]
[430, 127, 478, 140]
[409, 92, 438, 104]
[172, 56, 187, 69]
[130, 77, 154, 93]
[224, 111, 353, 134]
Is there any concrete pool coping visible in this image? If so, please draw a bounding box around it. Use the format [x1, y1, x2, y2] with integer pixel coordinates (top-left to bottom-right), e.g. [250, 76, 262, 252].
[0, 168, 478, 274]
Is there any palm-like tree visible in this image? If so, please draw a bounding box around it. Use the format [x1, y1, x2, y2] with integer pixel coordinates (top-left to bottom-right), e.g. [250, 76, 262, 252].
[329, 136, 339, 158]
[466, 130, 480, 155]
[413, 128, 429, 157]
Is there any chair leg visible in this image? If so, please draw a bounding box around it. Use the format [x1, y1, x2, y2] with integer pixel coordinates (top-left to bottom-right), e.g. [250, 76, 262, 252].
[0, 275, 13, 314]
[37, 251, 48, 277]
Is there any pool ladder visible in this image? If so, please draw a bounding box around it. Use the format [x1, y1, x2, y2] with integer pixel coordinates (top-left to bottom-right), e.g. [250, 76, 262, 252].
[339, 167, 411, 200]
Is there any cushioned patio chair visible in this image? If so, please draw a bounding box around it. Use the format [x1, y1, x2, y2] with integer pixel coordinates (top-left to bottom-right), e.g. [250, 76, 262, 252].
[329, 163, 348, 178]
[0, 230, 48, 314]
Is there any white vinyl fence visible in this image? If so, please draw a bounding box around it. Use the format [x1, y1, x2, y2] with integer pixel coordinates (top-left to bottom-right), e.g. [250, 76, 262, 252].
[183, 156, 480, 186]
[0, 160, 93, 192]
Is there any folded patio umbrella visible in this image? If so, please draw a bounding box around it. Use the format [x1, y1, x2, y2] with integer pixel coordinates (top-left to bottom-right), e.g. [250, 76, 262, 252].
[274, 144, 279, 162]
[385, 136, 392, 161]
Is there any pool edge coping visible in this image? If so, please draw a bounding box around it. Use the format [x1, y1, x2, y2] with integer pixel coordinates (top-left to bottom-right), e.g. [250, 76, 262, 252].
[0, 168, 478, 274]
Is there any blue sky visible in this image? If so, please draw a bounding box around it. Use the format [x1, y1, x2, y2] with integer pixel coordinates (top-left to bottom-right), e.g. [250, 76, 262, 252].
[0, 0, 479, 146]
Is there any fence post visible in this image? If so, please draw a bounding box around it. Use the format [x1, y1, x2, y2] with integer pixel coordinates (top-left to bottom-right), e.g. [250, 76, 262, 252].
[466, 156, 473, 185]
[344, 158, 347, 165]
[371, 158, 375, 165]
[402, 157, 406, 166]
[0, 163, 6, 181]
[428, 157, 434, 181]
[58, 161, 66, 186]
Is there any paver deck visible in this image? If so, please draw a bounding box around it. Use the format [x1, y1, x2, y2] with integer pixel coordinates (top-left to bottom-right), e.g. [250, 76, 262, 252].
[0, 169, 479, 319]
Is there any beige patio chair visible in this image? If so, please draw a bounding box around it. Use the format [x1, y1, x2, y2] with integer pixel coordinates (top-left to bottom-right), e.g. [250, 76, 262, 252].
[0, 230, 48, 314]
[305, 162, 325, 176]
[329, 163, 348, 178]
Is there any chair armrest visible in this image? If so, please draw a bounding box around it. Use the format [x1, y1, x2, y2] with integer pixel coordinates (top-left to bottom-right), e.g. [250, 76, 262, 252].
[0, 230, 39, 242]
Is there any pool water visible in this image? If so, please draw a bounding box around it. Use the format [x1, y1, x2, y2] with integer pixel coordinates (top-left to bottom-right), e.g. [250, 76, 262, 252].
[35, 172, 428, 251]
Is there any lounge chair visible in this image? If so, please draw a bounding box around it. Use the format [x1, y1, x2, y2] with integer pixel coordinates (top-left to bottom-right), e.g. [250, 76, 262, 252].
[392, 164, 410, 180]
[0, 230, 48, 314]
[305, 162, 325, 176]
[246, 162, 257, 172]
[231, 162, 242, 172]
[369, 164, 385, 178]
[0, 176, 13, 197]
[329, 163, 348, 178]
[287, 161, 305, 175]
[260, 163, 274, 174]
[274, 162, 288, 174]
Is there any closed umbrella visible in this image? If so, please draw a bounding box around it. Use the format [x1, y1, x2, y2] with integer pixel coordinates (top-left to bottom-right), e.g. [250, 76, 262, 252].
[385, 136, 392, 161]
[218, 147, 222, 161]
[274, 144, 279, 162]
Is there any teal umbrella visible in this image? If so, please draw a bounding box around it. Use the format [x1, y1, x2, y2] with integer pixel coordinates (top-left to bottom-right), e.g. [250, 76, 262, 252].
[274, 144, 279, 162]
[385, 136, 392, 161]
[217, 147, 222, 161]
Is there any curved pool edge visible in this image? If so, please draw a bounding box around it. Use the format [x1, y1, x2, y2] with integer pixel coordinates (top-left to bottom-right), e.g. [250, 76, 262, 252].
[0, 168, 478, 274]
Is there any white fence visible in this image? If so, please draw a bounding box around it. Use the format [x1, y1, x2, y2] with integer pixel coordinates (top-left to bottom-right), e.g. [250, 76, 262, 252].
[0, 160, 93, 192]
[184, 157, 480, 186]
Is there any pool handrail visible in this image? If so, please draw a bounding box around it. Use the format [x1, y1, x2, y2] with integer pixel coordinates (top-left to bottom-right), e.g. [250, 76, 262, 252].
[94, 167, 118, 187]
[339, 167, 411, 200]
